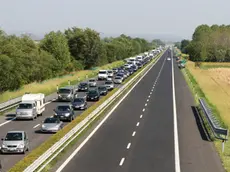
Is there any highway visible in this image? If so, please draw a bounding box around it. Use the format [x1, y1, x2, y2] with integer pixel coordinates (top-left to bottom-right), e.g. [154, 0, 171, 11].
[54, 49, 225, 172]
[0, 75, 121, 171]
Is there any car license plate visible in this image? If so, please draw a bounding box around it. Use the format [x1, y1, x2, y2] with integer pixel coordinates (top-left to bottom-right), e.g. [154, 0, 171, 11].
[9, 148, 16, 151]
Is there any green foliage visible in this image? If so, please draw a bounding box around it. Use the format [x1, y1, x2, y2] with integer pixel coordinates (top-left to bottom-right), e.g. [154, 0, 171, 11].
[0, 26, 162, 93]
[182, 24, 230, 62]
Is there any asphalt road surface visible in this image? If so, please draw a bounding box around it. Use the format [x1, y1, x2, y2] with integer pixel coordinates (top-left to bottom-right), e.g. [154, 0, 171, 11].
[56, 49, 224, 172]
[0, 74, 121, 171]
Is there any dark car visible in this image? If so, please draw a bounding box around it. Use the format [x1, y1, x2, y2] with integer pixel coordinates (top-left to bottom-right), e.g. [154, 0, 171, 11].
[72, 97, 87, 110]
[112, 68, 118, 74]
[53, 105, 75, 122]
[128, 68, 134, 75]
[131, 65, 138, 72]
[87, 89, 100, 101]
[98, 85, 108, 95]
[78, 82, 89, 92]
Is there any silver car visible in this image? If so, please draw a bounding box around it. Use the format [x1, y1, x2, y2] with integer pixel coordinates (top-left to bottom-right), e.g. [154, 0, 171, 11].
[113, 76, 123, 84]
[88, 78, 97, 87]
[1, 131, 29, 154]
[41, 117, 63, 133]
[105, 81, 114, 90]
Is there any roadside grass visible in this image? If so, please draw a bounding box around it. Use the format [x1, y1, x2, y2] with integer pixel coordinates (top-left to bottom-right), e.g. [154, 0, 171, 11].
[0, 60, 124, 104]
[181, 60, 230, 171]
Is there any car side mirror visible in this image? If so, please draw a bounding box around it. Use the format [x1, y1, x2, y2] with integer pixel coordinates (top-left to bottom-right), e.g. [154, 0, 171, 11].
[1, 138, 4, 141]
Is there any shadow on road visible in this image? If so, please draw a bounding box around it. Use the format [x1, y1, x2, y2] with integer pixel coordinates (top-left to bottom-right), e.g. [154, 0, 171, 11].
[191, 106, 212, 142]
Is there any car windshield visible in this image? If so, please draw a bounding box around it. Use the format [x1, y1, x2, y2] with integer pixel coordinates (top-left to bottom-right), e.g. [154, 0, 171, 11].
[80, 83, 87, 86]
[89, 79, 95, 82]
[44, 118, 59, 123]
[108, 71, 113, 73]
[5, 132, 23, 141]
[74, 98, 83, 103]
[59, 89, 71, 94]
[57, 106, 70, 111]
[105, 81, 112, 84]
[98, 86, 107, 90]
[115, 77, 121, 79]
[18, 103, 32, 109]
[88, 90, 98, 95]
[99, 71, 107, 74]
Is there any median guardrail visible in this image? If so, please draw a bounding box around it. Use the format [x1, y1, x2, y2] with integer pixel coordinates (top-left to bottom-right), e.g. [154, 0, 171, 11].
[199, 98, 228, 152]
[20, 51, 165, 172]
[0, 97, 22, 112]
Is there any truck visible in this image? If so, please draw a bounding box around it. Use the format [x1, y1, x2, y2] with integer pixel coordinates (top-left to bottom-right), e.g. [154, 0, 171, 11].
[16, 93, 45, 120]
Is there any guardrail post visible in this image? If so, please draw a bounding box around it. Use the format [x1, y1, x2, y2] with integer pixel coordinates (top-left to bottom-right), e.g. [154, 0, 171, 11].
[56, 85, 59, 91]
[222, 140, 225, 153]
[86, 75, 88, 79]
[68, 80, 70, 85]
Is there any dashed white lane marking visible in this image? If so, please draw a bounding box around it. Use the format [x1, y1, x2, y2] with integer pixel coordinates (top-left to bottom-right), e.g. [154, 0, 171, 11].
[119, 158, 125, 166]
[147, 99, 149, 102]
[145, 103, 147, 106]
[127, 143, 131, 149]
[142, 108, 145, 112]
[132, 131, 136, 136]
[148, 95, 151, 98]
[33, 124, 40, 129]
[140, 115, 143, 118]
[136, 122, 140, 126]
[150, 92, 152, 95]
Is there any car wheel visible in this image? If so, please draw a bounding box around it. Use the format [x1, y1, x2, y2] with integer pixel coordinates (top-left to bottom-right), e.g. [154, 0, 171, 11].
[26, 146, 29, 151]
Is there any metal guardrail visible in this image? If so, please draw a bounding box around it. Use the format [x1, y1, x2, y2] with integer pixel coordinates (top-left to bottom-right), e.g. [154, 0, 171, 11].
[0, 97, 22, 112]
[199, 98, 228, 152]
[199, 98, 228, 139]
[23, 51, 164, 172]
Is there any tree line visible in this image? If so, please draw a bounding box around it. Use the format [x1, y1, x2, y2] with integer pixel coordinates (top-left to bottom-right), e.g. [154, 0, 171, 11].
[0, 27, 162, 92]
[175, 24, 230, 62]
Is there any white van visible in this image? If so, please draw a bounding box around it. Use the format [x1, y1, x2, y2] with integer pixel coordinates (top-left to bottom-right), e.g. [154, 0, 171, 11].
[16, 93, 45, 120]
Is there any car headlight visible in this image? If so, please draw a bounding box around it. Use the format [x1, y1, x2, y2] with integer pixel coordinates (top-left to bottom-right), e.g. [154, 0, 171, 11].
[2, 144, 7, 148]
[67, 94, 71, 97]
[42, 124, 45, 128]
[54, 113, 57, 116]
[58, 94, 61, 97]
[18, 144, 24, 149]
[80, 104, 84, 107]
[65, 113, 70, 116]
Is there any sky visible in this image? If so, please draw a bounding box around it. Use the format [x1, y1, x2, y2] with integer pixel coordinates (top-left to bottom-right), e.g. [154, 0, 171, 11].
[0, 0, 229, 41]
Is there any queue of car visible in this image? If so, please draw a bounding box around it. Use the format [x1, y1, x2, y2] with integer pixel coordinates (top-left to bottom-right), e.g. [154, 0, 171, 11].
[0, 48, 162, 154]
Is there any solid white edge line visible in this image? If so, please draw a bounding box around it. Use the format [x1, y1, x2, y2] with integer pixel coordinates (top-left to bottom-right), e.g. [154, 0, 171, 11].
[171, 48, 181, 172]
[33, 124, 40, 129]
[56, 52, 164, 172]
[132, 131, 136, 136]
[119, 157, 125, 166]
[127, 143, 131, 149]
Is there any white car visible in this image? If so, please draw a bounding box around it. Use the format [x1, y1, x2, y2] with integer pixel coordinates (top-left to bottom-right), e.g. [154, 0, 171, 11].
[98, 70, 108, 80]
[104, 81, 114, 90]
[107, 76, 113, 81]
[88, 78, 97, 87]
[124, 64, 131, 69]
[107, 70, 114, 77]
